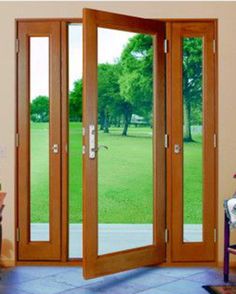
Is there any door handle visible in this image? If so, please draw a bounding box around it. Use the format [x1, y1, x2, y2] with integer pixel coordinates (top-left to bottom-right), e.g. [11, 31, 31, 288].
[96, 145, 108, 151]
[174, 144, 182, 154]
[89, 125, 96, 159]
[52, 144, 59, 154]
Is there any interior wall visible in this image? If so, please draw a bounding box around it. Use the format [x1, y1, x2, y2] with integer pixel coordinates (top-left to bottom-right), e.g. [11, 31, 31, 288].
[0, 1, 235, 266]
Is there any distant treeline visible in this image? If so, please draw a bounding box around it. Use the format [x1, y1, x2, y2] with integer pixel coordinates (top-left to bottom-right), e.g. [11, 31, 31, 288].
[30, 35, 202, 140]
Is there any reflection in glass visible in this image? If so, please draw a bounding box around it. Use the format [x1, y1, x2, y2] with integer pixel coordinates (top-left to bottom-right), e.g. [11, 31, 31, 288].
[68, 24, 83, 258]
[98, 28, 154, 255]
[183, 37, 203, 242]
[30, 37, 50, 241]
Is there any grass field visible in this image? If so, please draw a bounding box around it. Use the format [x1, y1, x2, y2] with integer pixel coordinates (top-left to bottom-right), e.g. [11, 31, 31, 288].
[30, 122, 202, 225]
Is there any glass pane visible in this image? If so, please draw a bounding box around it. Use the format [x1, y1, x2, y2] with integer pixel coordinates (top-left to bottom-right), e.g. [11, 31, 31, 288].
[30, 37, 50, 241]
[183, 37, 203, 242]
[98, 28, 154, 255]
[68, 24, 83, 258]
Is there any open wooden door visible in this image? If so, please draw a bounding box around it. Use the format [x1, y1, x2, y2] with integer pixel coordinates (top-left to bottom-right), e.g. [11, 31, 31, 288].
[83, 9, 166, 279]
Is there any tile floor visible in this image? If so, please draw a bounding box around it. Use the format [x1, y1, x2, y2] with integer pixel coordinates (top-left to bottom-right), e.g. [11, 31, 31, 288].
[0, 266, 235, 294]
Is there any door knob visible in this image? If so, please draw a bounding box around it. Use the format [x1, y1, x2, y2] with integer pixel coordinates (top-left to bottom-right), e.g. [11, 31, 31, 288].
[52, 144, 59, 154]
[174, 144, 182, 154]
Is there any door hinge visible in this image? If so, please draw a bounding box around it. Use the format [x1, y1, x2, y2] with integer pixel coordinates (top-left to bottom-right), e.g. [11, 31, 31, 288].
[165, 228, 169, 243]
[214, 133, 217, 148]
[213, 40, 216, 54]
[65, 144, 68, 153]
[16, 39, 19, 54]
[214, 228, 217, 242]
[164, 134, 169, 149]
[82, 145, 86, 155]
[82, 127, 85, 136]
[16, 133, 19, 148]
[164, 39, 168, 54]
[16, 228, 20, 242]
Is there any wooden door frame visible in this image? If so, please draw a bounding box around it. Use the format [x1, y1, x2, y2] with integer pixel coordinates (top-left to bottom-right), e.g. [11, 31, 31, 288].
[16, 18, 83, 265]
[165, 20, 218, 263]
[17, 20, 62, 260]
[15, 17, 218, 266]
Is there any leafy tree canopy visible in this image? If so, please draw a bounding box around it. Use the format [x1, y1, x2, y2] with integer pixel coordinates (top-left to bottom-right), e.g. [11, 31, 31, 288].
[31, 95, 49, 123]
[69, 79, 83, 122]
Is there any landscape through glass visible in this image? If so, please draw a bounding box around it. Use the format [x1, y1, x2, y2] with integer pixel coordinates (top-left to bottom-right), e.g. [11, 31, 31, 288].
[183, 37, 203, 242]
[68, 24, 83, 258]
[30, 37, 50, 241]
[97, 28, 154, 255]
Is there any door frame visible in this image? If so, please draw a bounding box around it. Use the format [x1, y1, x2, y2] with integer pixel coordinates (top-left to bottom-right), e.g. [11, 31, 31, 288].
[165, 19, 218, 264]
[15, 17, 218, 266]
[17, 20, 62, 261]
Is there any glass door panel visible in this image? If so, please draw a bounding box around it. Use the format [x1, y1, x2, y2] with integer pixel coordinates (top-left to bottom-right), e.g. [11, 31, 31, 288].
[68, 23, 83, 258]
[182, 37, 203, 242]
[83, 9, 166, 279]
[30, 37, 50, 241]
[97, 28, 154, 255]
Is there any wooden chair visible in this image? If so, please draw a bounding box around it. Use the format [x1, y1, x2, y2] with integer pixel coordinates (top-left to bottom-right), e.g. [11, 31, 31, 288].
[224, 211, 236, 282]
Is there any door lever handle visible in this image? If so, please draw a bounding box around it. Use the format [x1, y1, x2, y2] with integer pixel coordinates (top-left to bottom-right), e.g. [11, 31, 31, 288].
[95, 145, 109, 152]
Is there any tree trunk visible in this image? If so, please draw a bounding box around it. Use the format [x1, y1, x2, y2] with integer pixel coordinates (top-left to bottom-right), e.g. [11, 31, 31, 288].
[100, 111, 104, 130]
[184, 102, 193, 142]
[122, 112, 131, 136]
[103, 109, 109, 133]
[122, 121, 129, 136]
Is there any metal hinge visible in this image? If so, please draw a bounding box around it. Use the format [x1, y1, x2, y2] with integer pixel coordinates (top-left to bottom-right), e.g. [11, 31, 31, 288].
[164, 134, 169, 149]
[16, 133, 19, 148]
[214, 228, 217, 242]
[213, 133, 217, 148]
[165, 228, 169, 243]
[16, 39, 19, 54]
[82, 127, 85, 136]
[16, 228, 20, 242]
[213, 40, 216, 54]
[164, 39, 168, 54]
[82, 145, 86, 155]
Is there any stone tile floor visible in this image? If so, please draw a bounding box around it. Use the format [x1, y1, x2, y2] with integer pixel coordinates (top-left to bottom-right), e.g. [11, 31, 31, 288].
[0, 266, 235, 294]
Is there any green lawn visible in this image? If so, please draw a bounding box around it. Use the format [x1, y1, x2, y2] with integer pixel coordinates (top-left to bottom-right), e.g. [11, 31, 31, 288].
[30, 122, 202, 225]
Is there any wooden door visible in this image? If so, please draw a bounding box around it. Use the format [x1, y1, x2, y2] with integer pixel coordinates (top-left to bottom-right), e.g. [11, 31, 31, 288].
[17, 21, 61, 260]
[170, 22, 217, 261]
[83, 9, 166, 279]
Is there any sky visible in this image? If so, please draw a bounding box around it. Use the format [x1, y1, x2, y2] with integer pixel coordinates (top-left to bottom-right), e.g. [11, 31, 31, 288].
[30, 25, 135, 101]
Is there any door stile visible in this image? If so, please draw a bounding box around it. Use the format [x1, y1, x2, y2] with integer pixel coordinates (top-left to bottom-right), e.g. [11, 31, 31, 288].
[82, 9, 99, 268]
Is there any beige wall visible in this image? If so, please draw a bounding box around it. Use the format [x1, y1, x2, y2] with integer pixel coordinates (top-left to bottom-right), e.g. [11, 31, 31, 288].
[0, 1, 235, 266]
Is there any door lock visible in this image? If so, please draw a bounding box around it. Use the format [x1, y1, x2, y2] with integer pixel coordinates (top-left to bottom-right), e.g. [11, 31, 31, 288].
[52, 144, 59, 154]
[174, 144, 182, 154]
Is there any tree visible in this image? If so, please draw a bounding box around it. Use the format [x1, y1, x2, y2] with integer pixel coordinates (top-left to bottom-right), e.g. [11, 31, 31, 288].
[183, 38, 203, 142]
[98, 63, 121, 133]
[119, 34, 153, 135]
[30, 95, 49, 122]
[69, 79, 82, 122]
